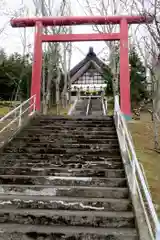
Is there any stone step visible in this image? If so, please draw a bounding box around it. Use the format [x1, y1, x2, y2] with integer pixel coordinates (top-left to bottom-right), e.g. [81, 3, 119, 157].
[71, 112, 87, 116]
[18, 133, 118, 139]
[32, 123, 115, 128]
[17, 133, 118, 138]
[0, 160, 123, 169]
[31, 122, 115, 127]
[27, 126, 116, 131]
[29, 120, 114, 125]
[21, 129, 117, 135]
[0, 209, 135, 228]
[8, 143, 119, 149]
[0, 167, 125, 178]
[14, 138, 119, 145]
[89, 112, 104, 116]
[0, 185, 129, 198]
[37, 116, 113, 120]
[0, 154, 122, 162]
[75, 106, 87, 109]
[24, 128, 117, 134]
[36, 118, 113, 121]
[0, 224, 138, 240]
[3, 147, 120, 155]
[0, 195, 131, 211]
[35, 121, 114, 126]
[0, 175, 127, 187]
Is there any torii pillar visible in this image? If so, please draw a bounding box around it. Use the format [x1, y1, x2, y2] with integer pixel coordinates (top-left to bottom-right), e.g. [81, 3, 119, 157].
[10, 16, 153, 119]
[31, 21, 43, 111]
[120, 18, 131, 120]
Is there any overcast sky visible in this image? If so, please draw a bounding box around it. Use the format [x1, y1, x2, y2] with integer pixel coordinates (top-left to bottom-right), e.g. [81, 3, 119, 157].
[0, 0, 148, 68]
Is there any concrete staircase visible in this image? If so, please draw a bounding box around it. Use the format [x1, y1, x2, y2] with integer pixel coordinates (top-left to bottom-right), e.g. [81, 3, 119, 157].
[0, 116, 139, 239]
[89, 98, 103, 116]
[71, 98, 89, 116]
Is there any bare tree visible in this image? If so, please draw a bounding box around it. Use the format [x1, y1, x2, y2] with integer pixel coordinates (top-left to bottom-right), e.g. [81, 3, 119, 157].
[13, 3, 31, 103]
[122, 0, 160, 150]
[84, 0, 125, 96]
[83, 0, 160, 149]
[33, 0, 72, 114]
[60, 1, 72, 108]
[0, 1, 32, 104]
[0, 0, 14, 39]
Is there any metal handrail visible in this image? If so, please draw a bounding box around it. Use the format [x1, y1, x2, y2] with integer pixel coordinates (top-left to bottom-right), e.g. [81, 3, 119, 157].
[114, 95, 159, 240]
[155, 113, 160, 122]
[86, 96, 91, 116]
[68, 98, 78, 115]
[0, 95, 35, 123]
[0, 95, 36, 143]
[80, 95, 102, 98]
[102, 97, 107, 116]
[140, 163, 150, 192]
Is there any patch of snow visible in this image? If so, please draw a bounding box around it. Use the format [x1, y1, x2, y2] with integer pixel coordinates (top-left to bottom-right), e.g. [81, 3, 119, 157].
[25, 188, 57, 196]
[79, 203, 104, 210]
[7, 190, 22, 195]
[31, 168, 44, 171]
[23, 200, 34, 203]
[104, 161, 112, 166]
[58, 188, 71, 190]
[99, 157, 107, 160]
[0, 201, 12, 205]
[50, 200, 104, 210]
[38, 201, 45, 204]
[46, 176, 92, 181]
[0, 187, 5, 193]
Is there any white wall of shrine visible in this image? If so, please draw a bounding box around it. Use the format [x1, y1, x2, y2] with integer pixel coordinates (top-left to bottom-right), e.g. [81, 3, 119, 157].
[70, 69, 107, 101]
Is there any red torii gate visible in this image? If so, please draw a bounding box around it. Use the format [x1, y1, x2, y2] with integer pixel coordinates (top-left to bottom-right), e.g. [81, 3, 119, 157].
[11, 15, 153, 119]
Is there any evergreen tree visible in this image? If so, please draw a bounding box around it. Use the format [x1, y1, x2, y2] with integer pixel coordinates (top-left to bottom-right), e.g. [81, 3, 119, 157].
[0, 50, 32, 101]
[129, 46, 148, 107]
[103, 66, 113, 96]
[105, 46, 148, 107]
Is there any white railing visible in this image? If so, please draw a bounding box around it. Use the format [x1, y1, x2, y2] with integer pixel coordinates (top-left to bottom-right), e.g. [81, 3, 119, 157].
[155, 113, 160, 122]
[102, 97, 107, 116]
[0, 95, 36, 146]
[81, 95, 102, 98]
[86, 96, 91, 116]
[68, 97, 78, 115]
[114, 95, 159, 240]
[105, 97, 108, 113]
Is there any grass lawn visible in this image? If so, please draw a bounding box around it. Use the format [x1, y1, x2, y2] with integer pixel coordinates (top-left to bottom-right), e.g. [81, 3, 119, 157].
[0, 102, 72, 117]
[0, 101, 20, 116]
[0, 106, 11, 116]
[107, 102, 114, 116]
[128, 112, 160, 216]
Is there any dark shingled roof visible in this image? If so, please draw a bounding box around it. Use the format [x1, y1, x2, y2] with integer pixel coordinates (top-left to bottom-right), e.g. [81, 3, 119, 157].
[70, 47, 108, 78]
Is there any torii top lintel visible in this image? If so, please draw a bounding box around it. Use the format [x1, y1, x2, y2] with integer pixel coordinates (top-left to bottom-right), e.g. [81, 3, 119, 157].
[11, 15, 153, 28]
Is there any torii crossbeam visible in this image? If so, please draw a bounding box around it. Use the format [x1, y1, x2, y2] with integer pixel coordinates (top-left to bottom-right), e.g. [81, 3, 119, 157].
[11, 15, 153, 119]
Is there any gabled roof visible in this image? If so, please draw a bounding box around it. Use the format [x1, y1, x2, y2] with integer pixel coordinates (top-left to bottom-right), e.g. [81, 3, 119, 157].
[71, 60, 104, 84]
[70, 47, 108, 80]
